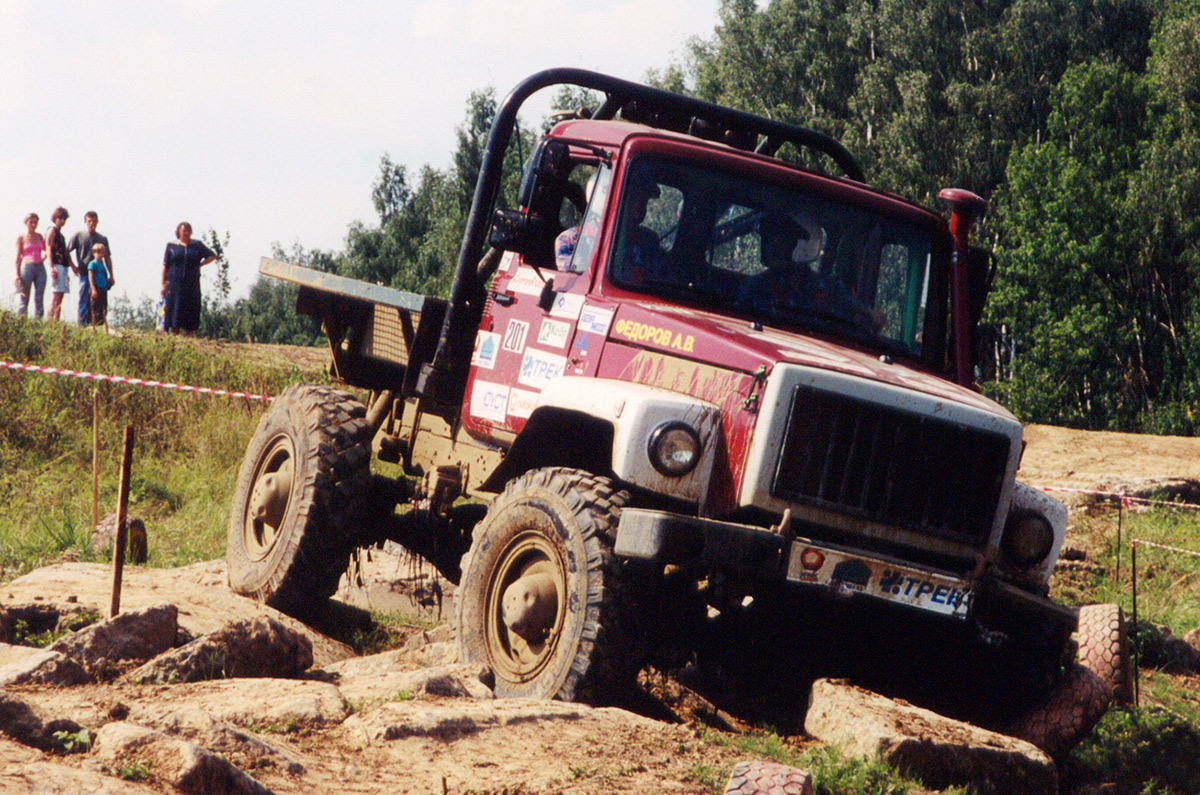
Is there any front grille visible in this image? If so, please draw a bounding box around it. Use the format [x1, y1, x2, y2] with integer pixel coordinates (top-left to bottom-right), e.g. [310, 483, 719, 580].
[772, 385, 1010, 545]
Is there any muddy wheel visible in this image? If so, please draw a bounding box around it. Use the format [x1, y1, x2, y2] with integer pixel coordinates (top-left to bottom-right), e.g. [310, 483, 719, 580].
[226, 384, 371, 617]
[724, 760, 813, 795]
[1078, 603, 1134, 705]
[456, 467, 635, 701]
[1007, 663, 1112, 761]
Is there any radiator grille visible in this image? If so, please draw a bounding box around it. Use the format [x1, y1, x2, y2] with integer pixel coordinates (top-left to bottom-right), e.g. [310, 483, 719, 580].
[772, 385, 1010, 545]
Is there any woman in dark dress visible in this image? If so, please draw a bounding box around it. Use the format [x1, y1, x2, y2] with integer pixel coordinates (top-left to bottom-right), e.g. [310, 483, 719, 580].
[161, 222, 216, 335]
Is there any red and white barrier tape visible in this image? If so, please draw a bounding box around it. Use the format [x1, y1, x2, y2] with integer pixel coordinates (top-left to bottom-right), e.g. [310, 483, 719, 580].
[0, 359, 272, 402]
[1034, 484, 1200, 512]
[1130, 538, 1200, 558]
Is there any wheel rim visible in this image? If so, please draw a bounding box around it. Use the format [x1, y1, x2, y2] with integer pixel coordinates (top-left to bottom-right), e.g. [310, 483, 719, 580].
[243, 434, 295, 563]
[483, 529, 568, 686]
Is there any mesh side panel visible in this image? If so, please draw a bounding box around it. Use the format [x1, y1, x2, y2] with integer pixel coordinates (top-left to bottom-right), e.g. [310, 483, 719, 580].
[362, 305, 416, 366]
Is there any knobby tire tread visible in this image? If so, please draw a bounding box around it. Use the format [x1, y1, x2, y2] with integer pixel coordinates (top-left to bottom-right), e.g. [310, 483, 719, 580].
[228, 384, 370, 617]
[456, 466, 637, 702]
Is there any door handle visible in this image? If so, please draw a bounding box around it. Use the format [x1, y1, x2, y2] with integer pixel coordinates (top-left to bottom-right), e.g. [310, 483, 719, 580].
[492, 291, 515, 306]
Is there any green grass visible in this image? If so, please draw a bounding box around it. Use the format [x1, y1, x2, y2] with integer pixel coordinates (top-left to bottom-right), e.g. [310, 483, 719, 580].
[0, 315, 325, 582]
[692, 726, 975, 795]
[1049, 498, 1200, 793]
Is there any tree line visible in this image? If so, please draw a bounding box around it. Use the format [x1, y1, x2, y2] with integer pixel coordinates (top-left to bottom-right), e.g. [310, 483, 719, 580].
[125, 0, 1198, 434]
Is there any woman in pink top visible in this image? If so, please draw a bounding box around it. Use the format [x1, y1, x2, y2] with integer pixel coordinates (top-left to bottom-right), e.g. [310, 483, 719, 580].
[14, 213, 47, 318]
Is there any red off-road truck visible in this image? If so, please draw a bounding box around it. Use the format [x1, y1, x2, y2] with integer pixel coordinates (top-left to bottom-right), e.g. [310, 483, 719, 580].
[226, 69, 1128, 731]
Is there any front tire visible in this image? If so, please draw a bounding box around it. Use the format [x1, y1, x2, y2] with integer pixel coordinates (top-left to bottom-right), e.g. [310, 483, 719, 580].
[455, 467, 635, 701]
[226, 384, 371, 617]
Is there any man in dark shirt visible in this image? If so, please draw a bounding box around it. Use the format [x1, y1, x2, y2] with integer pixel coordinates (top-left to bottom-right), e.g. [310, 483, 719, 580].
[66, 211, 114, 326]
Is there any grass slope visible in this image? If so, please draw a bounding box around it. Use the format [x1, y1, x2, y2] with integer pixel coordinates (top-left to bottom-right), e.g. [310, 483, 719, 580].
[0, 314, 328, 579]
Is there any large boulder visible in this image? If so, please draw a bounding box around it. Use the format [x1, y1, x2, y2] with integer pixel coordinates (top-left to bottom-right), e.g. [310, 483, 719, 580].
[804, 678, 1057, 795]
[0, 648, 91, 687]
[128, 617, 312, 684]
[49, 602, 178, 675]
[93, 721, 275, 795]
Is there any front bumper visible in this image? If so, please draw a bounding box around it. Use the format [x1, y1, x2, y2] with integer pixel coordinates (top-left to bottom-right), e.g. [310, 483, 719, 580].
[615, 508, 1071, 625]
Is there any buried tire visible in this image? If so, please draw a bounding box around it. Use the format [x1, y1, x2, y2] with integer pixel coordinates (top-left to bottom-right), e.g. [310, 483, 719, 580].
[226, 384, 371, 617]
[1078, 603, 1134, 705]
[456, 467, 636, 701]
[1007, 663, 1112, 761]
[724, 760, 813, 795]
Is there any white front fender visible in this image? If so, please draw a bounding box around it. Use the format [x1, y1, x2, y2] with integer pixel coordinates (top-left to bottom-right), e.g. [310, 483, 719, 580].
[535, 377, 722, 507]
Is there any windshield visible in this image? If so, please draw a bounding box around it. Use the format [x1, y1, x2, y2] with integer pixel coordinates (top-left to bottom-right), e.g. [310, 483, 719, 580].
[608, 155, 939, 357]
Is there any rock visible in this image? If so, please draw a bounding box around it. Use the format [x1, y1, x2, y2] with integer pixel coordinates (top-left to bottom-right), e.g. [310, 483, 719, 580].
[127, 679, 351, 729]
[94, 721, 276, 795]
[804, 678, 1057, 795]
[343, 698, 599, 745]
[128, 617, 313, 684]
[319, 651, 490, 704]
[1133, 621, 1200, 672]
[89, 512, 147, 563]
[48, 602, 178, 675]
[1183, 627, 1200, 654]
[0, 642, 42, 668]
[0, 562, 355, 667]
[1, 735, 149, 794]
[0, 648, 91, 687]
[0, 691, 86, 752]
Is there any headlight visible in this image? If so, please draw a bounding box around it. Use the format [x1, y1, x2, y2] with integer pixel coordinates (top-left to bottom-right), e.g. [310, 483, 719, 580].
[647, 422, 702, 477]
[1001, 511, 1054, 567]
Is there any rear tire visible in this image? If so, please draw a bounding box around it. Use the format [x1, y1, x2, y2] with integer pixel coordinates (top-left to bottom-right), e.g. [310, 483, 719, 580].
[1077, 603, 1134, 705]
[455, 467, 636, 701]
[226, 384, 371, 617]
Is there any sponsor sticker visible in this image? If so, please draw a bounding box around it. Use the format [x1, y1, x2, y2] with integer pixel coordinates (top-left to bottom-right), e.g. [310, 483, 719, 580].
[537, 318, 572, 349]
[506, 267, 546, 296]
[471, 331, 499, 370]
[518, 349, 567, 388]
[578, 305, 614, 335]
[549, 292, 585, 320]
[469, 380, 510, 422]
[613, 318, 695, 353]
[507, 387, 540, 419]
[502, 319, 529, 353]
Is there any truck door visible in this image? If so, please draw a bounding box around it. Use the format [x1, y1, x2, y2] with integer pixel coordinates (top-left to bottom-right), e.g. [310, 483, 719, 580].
[462, 160, 612, 438]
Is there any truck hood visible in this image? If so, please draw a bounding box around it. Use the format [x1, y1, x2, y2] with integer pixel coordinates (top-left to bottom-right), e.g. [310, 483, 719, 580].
[609, 301, 1012, 420]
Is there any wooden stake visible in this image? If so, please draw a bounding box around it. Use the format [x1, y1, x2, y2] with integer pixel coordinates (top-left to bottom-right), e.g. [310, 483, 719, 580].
[92, 389, 100, 531]
[110, 425, 135, 618]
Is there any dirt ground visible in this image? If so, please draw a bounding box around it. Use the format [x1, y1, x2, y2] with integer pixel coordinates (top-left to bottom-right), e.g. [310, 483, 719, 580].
[1019, 423, 1200, 490]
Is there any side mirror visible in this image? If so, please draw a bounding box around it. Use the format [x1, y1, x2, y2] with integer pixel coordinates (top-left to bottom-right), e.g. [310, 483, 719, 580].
[518, 139, 570, 218]
[488, 208, 549, 252]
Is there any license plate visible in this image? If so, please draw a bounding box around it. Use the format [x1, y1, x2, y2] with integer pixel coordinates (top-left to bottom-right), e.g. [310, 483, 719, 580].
[786, 542, 973, 619]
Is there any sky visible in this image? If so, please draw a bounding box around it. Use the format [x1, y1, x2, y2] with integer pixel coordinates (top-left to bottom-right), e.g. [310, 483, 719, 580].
[1, 1, 721, 320]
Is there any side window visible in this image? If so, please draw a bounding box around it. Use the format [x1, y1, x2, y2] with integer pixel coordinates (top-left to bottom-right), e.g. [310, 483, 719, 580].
[873, 238, 929, 352]
[562, 164, 611, 273]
